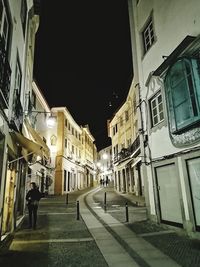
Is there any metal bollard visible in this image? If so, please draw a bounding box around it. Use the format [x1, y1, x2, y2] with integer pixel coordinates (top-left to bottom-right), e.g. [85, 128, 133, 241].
[76, 200, 80, 220]
[104, 192, 107, 211]
[66, 193, 69, 205]
[125, 202, 129, 222]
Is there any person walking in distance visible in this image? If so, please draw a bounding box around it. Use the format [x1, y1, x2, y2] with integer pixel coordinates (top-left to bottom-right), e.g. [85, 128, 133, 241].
[26, 182, 42, 229]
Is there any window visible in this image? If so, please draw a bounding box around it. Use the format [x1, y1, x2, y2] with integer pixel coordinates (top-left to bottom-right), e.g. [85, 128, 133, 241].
[125, 111, 129, 121]
[165, 58, 200, 133]
[15, 57, 22, 95]
[0, 0, 10, 49]
[65, 138, 67, 148]
[20, 0, 27, 36]
[72, 127, 74, 135]
[115, 124, 118, 133]
[150, 91, 164, 127]
[142, 17, 154, 53]
[65, 119, 67, 127]
[68, 123, 71, 131]
[50, 135, 57, 146]
[113, 126, 115, 136]
[31, 91, 36, 108]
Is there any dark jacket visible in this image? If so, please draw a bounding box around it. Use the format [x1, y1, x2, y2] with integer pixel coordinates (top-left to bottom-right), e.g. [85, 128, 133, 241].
[26, 189, 42, 206]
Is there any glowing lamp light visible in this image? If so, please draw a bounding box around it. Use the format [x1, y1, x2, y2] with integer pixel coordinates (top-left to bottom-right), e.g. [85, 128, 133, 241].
[102, 153, 108, 160]
[46, 116, 56, 128]
[97, 162, 101, 168]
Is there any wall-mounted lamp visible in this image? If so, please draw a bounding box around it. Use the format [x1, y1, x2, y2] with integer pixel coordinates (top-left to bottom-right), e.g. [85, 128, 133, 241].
[46, 115, 56, 128]
[102, 153, 108, 160]
[26, 110, 56, 128]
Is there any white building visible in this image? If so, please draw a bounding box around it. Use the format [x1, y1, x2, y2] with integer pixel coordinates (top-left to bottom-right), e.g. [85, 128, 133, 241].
[0, 0, 40, 238]
[128, 0, 200, 236]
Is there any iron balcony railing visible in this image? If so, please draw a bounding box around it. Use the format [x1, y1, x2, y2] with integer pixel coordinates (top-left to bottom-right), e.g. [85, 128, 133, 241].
[0, 35, 11, 107]
[113, 135, 140, 163]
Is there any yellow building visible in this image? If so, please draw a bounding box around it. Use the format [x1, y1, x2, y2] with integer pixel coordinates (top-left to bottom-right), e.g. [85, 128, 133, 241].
[51, 108, 96, 195]
[108, 81, 143, 197]
[82, 125, 97, 187]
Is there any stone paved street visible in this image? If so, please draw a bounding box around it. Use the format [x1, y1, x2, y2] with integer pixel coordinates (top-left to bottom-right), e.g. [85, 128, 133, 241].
[0, 186, 200, 267]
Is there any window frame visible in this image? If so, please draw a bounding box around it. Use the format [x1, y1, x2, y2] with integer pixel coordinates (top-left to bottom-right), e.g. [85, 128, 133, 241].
[149, 91, 164, 127]
[15, 55, 22, 96]
[142, 15, 155, 55]
[164, 57, 200, 134]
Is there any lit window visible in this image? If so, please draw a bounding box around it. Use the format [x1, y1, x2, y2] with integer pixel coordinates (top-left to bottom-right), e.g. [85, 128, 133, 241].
[150, 92, 164, 127]
[165, 58, 200, 133]
[142, 17, 154, 53]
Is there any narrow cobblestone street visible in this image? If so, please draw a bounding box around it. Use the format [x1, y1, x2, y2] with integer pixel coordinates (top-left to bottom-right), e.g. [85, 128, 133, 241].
[1, 186, 200, 267]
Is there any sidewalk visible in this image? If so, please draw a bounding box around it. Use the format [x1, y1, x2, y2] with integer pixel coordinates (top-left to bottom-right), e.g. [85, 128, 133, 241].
[92, 186, 200, 267]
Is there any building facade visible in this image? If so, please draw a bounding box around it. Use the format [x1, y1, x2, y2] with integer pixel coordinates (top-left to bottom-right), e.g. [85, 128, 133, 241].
[108, 82, 142, 197]
[51, 108, 97, 195]
[128, 0, 200, 236]
[0, 0, 40, 239]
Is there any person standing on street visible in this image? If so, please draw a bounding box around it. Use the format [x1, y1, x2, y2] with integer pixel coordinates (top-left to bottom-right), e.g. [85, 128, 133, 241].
[26, 182, 42, 229]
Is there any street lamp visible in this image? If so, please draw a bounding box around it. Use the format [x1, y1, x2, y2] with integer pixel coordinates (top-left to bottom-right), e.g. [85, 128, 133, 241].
[26, 110, 56, 128]
[46, 115, 56, 128]
[102, 153, 108, 160]
[96, 162, 101, 168]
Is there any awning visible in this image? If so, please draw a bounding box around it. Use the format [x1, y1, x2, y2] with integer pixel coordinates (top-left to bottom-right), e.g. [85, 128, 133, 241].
[25, 119, 50, 159]
[114, 157, 132, 169]
[10, 131, 43, 158]
[131, 157, 141, 168]
[153, 35, 196, 76]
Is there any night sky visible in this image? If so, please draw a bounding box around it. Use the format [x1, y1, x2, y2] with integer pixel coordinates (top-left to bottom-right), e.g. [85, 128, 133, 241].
[33, 0, 133, 151]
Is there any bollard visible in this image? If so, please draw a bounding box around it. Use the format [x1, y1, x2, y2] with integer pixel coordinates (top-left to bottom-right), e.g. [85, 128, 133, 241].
[104, 192, 107, 211]
[125, 202, 129, 222]
[76, 200, 80, 220]
[66, 193, 69, 205]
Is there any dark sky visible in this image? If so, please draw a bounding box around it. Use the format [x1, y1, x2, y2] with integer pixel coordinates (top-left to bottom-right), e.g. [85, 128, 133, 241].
[33, 0, 133, 151]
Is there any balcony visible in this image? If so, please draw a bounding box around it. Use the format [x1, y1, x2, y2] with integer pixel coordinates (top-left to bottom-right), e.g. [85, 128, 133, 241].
[0, 35, 11, 108]
[10, 90, 23, 131]
[113, 136, 140, 164]
[129, 135, 140, 156]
